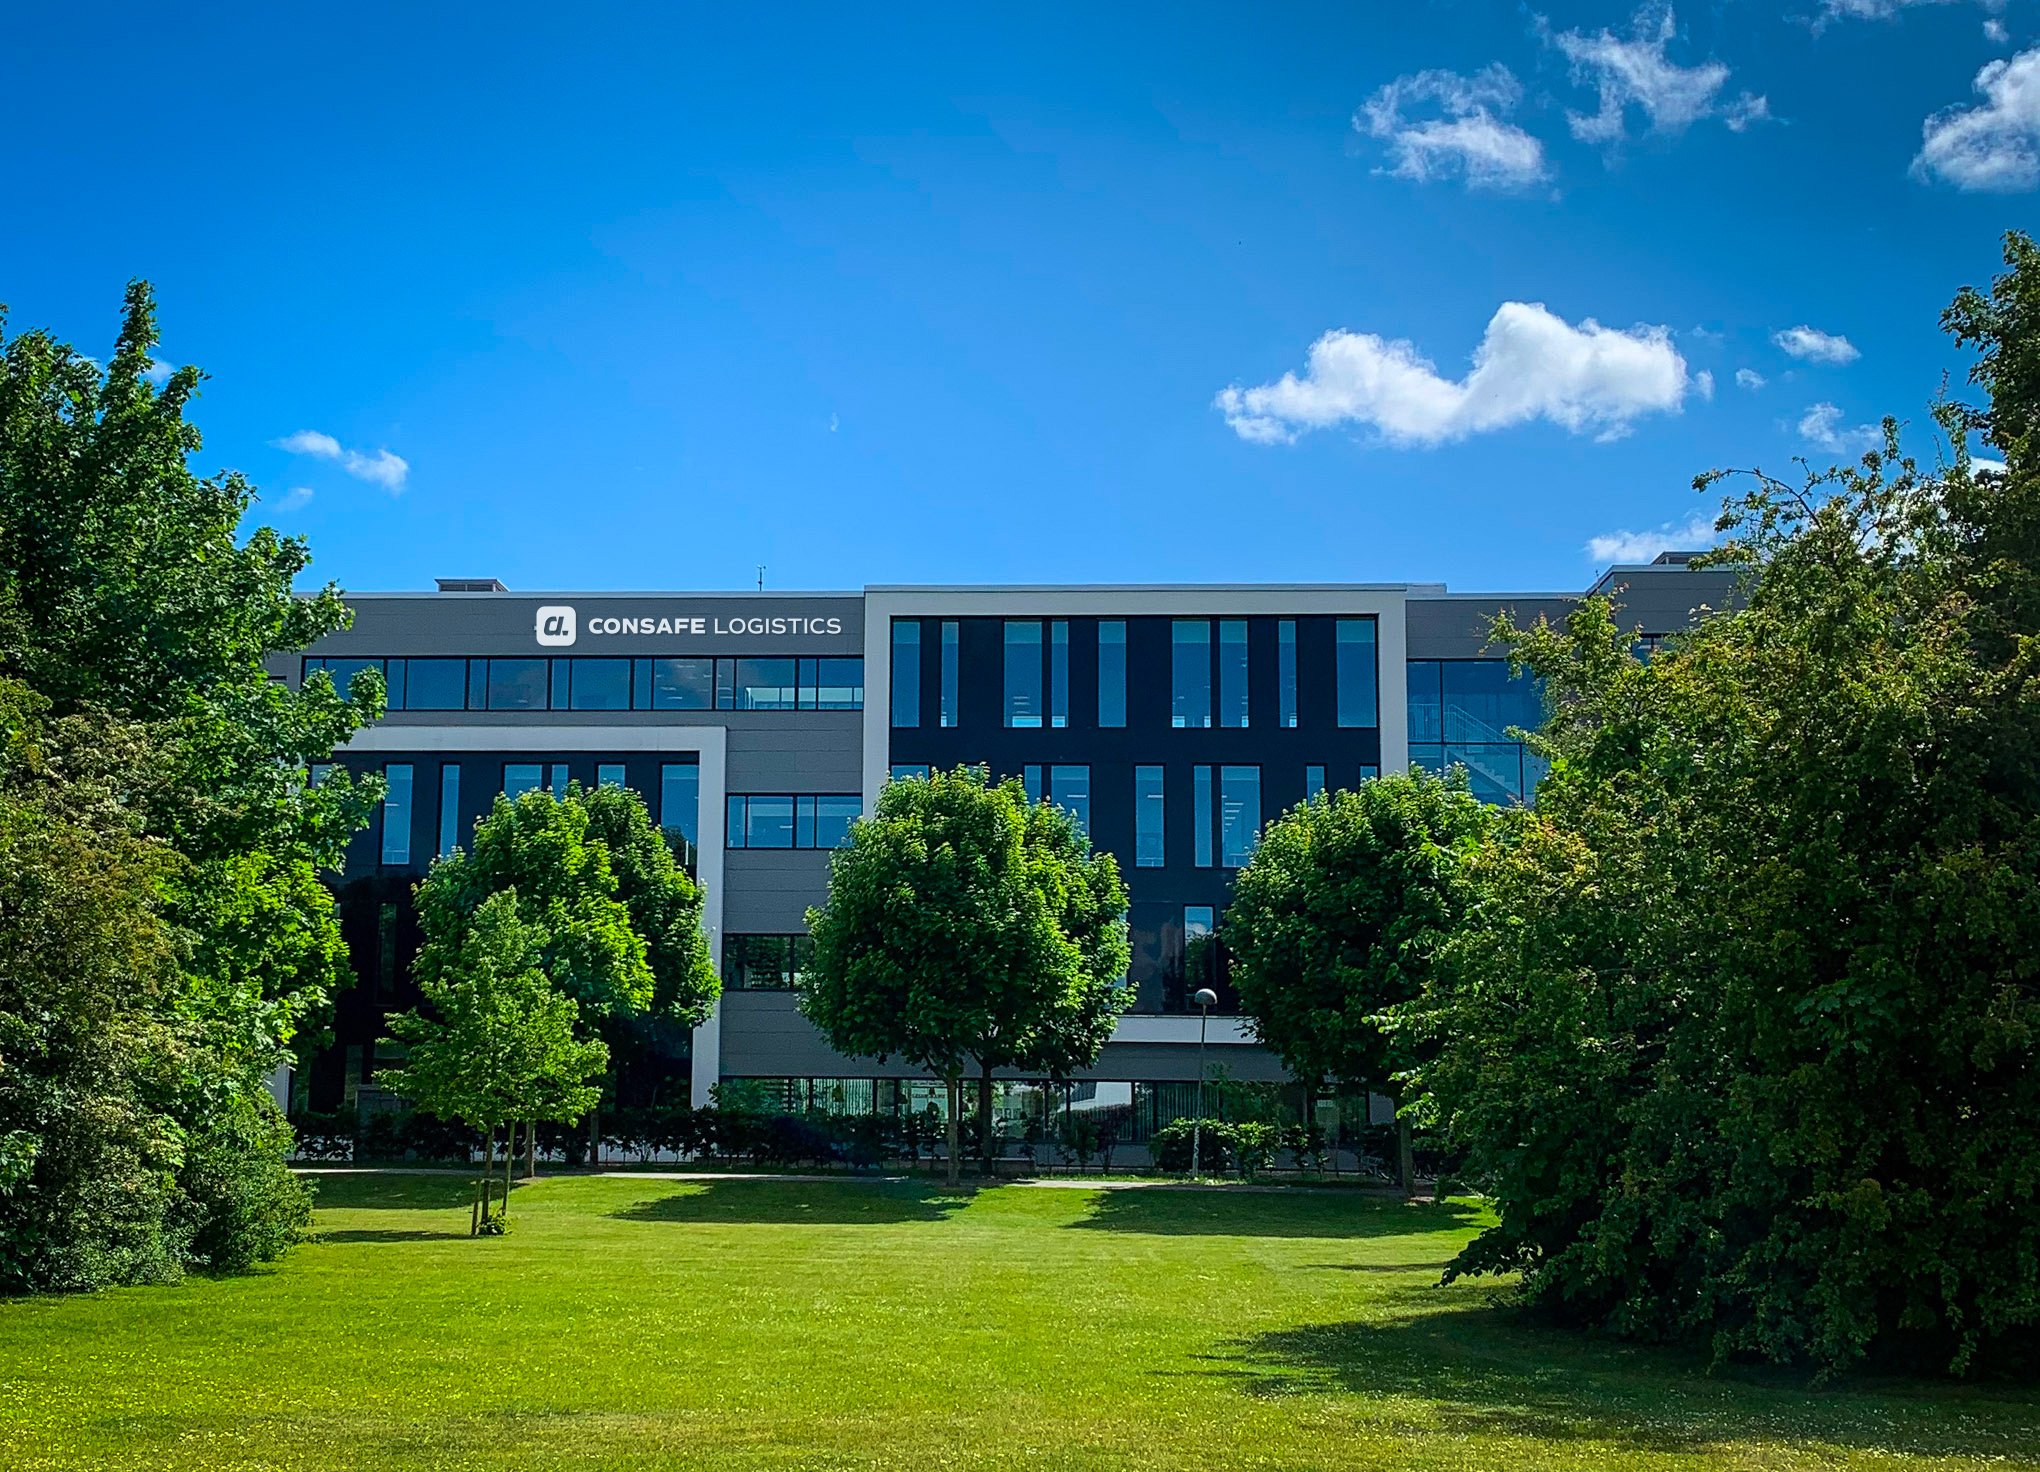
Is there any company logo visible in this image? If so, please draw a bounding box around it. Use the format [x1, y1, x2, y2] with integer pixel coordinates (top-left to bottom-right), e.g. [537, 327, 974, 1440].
[535, 605, 578, 647]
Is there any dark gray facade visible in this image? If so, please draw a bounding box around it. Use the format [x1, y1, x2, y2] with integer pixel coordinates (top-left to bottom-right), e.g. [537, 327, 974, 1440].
[296, 559, 1736, 1126]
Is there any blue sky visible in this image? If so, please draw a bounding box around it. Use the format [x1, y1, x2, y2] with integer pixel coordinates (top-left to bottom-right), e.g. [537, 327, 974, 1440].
[3, 2, 2034, 594]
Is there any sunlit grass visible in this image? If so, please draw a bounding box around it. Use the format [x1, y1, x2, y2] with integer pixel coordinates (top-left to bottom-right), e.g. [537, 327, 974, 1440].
[5, 1173, 2035, 1470]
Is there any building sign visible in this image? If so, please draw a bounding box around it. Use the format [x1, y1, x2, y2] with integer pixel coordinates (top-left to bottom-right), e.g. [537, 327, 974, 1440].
[533, 605, 846, 648]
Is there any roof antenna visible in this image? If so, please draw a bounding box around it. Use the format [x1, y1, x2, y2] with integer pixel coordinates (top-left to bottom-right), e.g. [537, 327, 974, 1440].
[756, 564, 765, 592]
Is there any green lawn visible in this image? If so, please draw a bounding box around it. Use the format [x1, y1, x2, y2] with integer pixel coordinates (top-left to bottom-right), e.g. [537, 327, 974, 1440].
[6, 1174, 2037, 1471]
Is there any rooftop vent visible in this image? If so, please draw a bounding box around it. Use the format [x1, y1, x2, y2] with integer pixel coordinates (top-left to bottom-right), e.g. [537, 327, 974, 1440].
[435, 577, 508, 593]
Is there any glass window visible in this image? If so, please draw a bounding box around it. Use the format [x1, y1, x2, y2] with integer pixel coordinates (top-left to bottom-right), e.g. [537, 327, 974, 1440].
[889, 764, 929, 782]
[1049, 765, 1090, 838]
[939, 622, 959, 728]
[309, 763, 331, 786]
[1359, 764, 1380, 782]
[549, 764, 570, 798]
[1004, 621, 1043, 727]
[1193, 764, 1213, 868]
[551, 659, 570, 710]
[1022, 765, 1042, 804]
[437, 763, 460, 857]
[404, 658, 466, 711]
[309, 657, 382, 700]
[802, 657, 864, 711]
[1336, 620, 1378, 728]
[638, 657, 714, 711]
[1220, 765, 1260, 868]
[891, 620, 920, 728]
[724, 935, 793, 990]
[1407, 660, 1443, 743]
[1172, 621, 1211, 728]
[728, 658, 797, 712]
[1443, 660, 1542, 742]
[381, 764, 413, 866]
[1098, 621, 1126, 728]
[740, 795, 796, 849]
[1049, 622, 1069, 729]
[597, 763, 625, 788]
[1219, 620, 1249, 728]
[1183, 906, 1218, 1005]
[1306, 764, 1326, 800]
[1134, 765, 1165, 868]
[467, 660, 487, 710]
[570, 658, 632, 711]
[1278, 621, 1297, 728]
[812, 796, 860, 849]
[503, 763, 543, 799]
[486, 658, 549, 710]
[384, 660, 407, 710]
[660, 762, 699, 849]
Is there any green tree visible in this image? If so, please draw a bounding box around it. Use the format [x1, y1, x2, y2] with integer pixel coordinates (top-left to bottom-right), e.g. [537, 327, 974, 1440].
[0, 285, 376, 1288]
[1404, 234, 2040, 1373]
[382, 891, 607, 1231]
[802, 768, 1130, 1183]
[1223, 773, 1494, 1196]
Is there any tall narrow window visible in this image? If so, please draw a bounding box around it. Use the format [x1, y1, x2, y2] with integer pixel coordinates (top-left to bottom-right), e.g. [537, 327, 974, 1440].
[381, 764, 413, 866]
[503, 764, 542, 799]
[1219, 765, 1261, 868]
[1278, 621, 1298, 728]
[597, 763, 625, 788]
[1184, 906, 1217, 1001]
[1049, 622, 1069, 729]
[1305, 764, 1327, 800]
[1336, 618, 1379, 728]
[1049, 764, 1090, 838]
[1134, 765, 1165, 868]
[1098, 621, 1126, 728]
[1407, 660, 1443, 742]
[1022, 765, 1043, 803]
[1004, 621, 1043, 727]
[437, 763, 461, 857]
[891, 620, 921, 728]
[939, 622, 959, 728]
[1219, 620, 1249, 728]
[1192, 765, 1214, 868]
[659, 762, 700, 850]
[1172, 620, 1211, 728]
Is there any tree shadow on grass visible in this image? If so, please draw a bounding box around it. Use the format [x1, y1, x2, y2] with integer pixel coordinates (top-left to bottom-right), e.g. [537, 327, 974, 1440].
[314, 1227, 472, 1244]
[1202, 1305, 2040, 1460]
[309, 1172, 517, 1212]
[611, 1177, 986, 1226]
[1067, 1189, 1484, 1241]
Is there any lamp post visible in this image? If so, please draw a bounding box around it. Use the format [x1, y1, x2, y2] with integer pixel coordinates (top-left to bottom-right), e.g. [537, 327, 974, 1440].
[1191, 987, 1218, 1176]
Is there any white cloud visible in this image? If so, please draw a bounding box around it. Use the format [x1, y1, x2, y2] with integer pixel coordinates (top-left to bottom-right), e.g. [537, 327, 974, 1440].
[273, 428, 410, 492]
[1356, 64, 1550, 191]
[144, 358, 173, 385]
[1913, 46, 2040, 191]
[1798, 401, 1881, 452]
[1696, 369, 1715, 400]
[1818, 0, 2006, 25]
[828, 412, 840, 433]
[1587, 511, 1719, 564]
[275, 486, 314, 511]
[1772, 324, 1861, 363]
[1986, 18, 2010, 43]
[1215, 301, 1690, 448]
[1735, 367, 1767, 390]
[1548, 4, 1768, 144]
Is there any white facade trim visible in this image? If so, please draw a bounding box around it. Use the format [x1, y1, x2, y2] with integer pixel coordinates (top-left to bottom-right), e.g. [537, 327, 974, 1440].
[1112, 1014, 1258, 1046]
[339, 722, 731, 1107]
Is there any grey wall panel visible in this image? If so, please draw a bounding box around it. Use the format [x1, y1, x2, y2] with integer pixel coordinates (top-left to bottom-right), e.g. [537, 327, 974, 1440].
[1406, 597, 1577, 657]
[721, 850, 833, 931]
[1596, 567, 1743, 635]
[726, 724, 863, 790]
[716, 993, 1292, 1083]
[312, 592, 864, 658]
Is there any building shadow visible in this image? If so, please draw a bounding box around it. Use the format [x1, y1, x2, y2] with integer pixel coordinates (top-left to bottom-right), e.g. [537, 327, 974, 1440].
[1067, 1188, 1483, 1241]
[1201, 1306, 2040, 1460]
[610, 1177, 986, 1227]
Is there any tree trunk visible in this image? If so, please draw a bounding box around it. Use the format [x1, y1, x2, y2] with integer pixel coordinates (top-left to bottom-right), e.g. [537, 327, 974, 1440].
[1397, 1109, 1416, 1201]
[527, 1119, 537, 1179]
[481, 1127, 497, 1228]
[588, 1109, 600, 1168]
[944, 1076, 960, 1188]
[504, 1122, 515, 1212]
[977, 1064, 995, 1176]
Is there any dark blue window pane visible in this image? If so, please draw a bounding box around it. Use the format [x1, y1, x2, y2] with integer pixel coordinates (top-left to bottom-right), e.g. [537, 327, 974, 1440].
[1408, 660, 1443, 743]
[487, 659, 549, 710]
[1278, 621, 1297, 728]
[1098, 622, 1126, 728]
[437, 763, 460, 857]
[1336, 620, 1377, 728]
[1134, 765, 1164, 868]
[597, 764, 625, 788]
[1193, 765, 1213, 868]
[1049, 622, 1069, 729]
[1005, 622, 1043, 727]
[404, 658, 466, 711]
[892, 621, 920, 728]
[571, 659, 632, 711]
[1306, 764, 1326, 799]
[503, 763, 542, 798]
[380, 764, 412, 866]
[939, 623, 958, 727]
[812, 796, 860, 849]
[805, 657, 864, 711]
[1049, 765, 1089, 838]
[1442, 660, 1542, 742]
[889, 764, 929, 782]
[647, 658, 714, 710]
[1219, 620, 1248, 728]
[1219, 765, 1260, 868]
[1172, 622, 1211, 728]
[661, 763, 700, 849]
[746, 795, 796, 848]
[731, 659, 797, 711]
